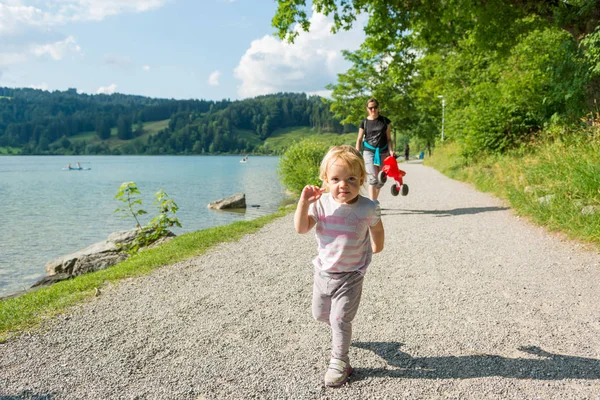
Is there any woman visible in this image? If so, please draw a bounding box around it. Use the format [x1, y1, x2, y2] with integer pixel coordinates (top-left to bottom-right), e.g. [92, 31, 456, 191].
[355, 98, 394, 201]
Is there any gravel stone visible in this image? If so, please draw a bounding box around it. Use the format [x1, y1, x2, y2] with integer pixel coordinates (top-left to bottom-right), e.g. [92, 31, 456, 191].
[1, 161, 599, 399]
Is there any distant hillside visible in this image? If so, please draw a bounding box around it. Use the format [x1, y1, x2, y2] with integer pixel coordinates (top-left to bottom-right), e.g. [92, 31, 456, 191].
[0, 88, 355, 155]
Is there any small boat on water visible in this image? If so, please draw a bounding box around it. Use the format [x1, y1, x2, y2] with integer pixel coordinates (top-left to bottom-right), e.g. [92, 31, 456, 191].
[240, 155, 249, 163]
[63, 162, 91, 171]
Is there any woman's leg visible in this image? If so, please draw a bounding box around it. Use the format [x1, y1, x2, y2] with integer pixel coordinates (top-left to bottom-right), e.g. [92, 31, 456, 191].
[364, 150, 389, 201]
[363, 151, 381, 201]
[368, 185, 380, 201]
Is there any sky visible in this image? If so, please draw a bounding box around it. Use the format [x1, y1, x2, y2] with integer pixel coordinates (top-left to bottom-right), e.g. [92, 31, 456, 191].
[0, 0, 367, 101]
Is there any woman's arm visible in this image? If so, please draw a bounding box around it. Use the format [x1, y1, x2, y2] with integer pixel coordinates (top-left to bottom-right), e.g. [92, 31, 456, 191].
[386, 124, 394, 157]
[369, 220, 385, 253]
[356, 128, 364, 152]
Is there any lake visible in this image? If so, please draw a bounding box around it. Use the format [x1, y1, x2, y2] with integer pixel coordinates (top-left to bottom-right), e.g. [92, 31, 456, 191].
[0, 155, 287, 297]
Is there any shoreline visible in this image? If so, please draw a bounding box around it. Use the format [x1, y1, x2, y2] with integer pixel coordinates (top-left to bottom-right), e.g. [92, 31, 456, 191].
[0, 207, 293, 340]
[0, 155, 286, 299]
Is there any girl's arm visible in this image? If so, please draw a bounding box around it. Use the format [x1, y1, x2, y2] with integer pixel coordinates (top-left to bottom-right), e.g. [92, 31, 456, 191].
[356, 128, 364, 152]
[294, 185, 324, 234]
[369, 220, 385, 253]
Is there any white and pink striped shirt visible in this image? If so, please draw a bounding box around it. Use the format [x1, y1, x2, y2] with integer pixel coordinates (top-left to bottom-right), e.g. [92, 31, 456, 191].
[309, 193, 381, 275]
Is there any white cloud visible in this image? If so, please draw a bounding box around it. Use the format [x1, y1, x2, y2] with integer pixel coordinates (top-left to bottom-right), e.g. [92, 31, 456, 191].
[97, 83, 118, 94]
[51, 0, 169, 23]
[0, 36, 80, 69]
[234, 12, 366, 98]
[0, 0, 170, 33]
[28, 82, 48, 90]
[0, 3, 46, 35]
[142, 65, 150, 71]
[31, 36, 81, 60]
[208, 70, 221, 86]
[0, 1, 169, 68]
[306, 89, 332, 98]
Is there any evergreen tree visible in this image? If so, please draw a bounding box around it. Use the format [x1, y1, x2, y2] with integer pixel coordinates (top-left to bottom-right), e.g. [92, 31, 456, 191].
[95, 117, 111, 140]
[117, 114, 133, 140]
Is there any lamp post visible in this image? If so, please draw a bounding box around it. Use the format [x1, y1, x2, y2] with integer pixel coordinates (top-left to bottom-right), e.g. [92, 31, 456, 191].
[437, 95, 445, 142]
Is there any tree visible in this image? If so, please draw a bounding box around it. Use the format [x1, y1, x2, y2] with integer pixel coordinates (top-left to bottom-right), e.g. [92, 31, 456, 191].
[273, 1, 600, 45]
[95, 117, 111, 140]
[117, 114, 133, 140]
[58, 135, 71, 149]
[272, 0, 600, 157]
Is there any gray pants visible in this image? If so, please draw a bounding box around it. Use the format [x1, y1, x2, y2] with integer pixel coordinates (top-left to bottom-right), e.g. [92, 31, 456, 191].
[363, 149, 390, 188]
[312, 271, 364, 364]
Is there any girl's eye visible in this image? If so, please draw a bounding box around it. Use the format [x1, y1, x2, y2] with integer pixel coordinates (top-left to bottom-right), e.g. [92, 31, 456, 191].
[331, 178, 339, 182]
[348, 177, 356, 182]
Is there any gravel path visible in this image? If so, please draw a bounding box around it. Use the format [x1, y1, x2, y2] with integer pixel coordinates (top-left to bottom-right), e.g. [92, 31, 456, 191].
[1, 161, 600, 400]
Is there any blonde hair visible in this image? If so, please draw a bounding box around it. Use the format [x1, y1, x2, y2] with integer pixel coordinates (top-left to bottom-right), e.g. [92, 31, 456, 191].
[319, 145, 366, 184]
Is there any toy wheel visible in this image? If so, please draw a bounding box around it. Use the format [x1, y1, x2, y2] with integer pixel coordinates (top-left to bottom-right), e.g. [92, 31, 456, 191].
[401, 184, 409, 196]
[391, 184, 400, 196]
[377, 171, 387, 184]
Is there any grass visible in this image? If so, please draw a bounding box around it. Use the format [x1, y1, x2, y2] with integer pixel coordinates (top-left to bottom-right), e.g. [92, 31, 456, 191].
[264, 126, 356, 154]
[234, 128, 263, 148]
[0, 207, 294, 342]
[57, 119, 171, 149]
[425, 140, 600, 247]
[0, 146, 21, 155]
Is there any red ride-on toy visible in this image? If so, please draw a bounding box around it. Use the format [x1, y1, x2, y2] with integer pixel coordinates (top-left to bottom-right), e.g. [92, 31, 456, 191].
[377, 155, 409, 196]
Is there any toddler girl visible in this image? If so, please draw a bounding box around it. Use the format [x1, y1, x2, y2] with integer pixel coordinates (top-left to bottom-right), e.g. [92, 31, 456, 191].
[294, 145, 384, 387]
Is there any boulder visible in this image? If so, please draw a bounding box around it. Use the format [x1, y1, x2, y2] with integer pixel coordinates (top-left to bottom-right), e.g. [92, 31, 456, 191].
[107, 229, 139, 244]
[44, 228, 174, 277]
[45, 232, 133, 276]
[30, 273, 72, 288]
[207, 193, 246, 210]
[19, 229, 175, 294]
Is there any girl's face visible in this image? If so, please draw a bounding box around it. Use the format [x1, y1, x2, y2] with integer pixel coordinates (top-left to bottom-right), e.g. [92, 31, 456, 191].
[325, 159, 363, 204]
[367, 101, 379, 118]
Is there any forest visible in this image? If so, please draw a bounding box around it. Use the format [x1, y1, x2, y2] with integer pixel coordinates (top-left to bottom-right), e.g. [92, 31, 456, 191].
[0, 88, 354, 155]
[273, 0, 600, 160]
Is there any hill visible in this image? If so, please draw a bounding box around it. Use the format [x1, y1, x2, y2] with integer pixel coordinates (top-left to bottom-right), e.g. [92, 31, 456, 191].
[0, 88, 355, 155]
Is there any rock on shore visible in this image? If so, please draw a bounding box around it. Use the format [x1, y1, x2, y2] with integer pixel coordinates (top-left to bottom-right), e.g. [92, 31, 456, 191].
[45, 230, 138, 277]
[207, 192, 246, 210]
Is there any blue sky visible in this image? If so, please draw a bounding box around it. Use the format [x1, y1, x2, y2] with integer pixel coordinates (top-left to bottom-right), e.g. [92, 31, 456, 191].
[0, 0, 366, 101]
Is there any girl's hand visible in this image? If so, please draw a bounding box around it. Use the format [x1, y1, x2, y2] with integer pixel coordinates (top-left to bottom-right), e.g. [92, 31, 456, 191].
[300, 185, 325, 204]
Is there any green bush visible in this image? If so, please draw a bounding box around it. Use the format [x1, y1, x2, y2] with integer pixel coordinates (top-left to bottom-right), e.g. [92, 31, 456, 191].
[278, 139, 331, 195]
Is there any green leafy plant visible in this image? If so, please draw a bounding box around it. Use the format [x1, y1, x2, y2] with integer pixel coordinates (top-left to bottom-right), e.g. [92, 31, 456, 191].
[143, 189, 182, 245]
[115, 182, 147, 229]
[278, 139, 331, 195]
[114, 182, 182, 254]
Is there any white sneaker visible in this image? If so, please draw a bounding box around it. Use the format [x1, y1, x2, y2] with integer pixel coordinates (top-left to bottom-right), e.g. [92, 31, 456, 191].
[324, 358, 352, 387]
